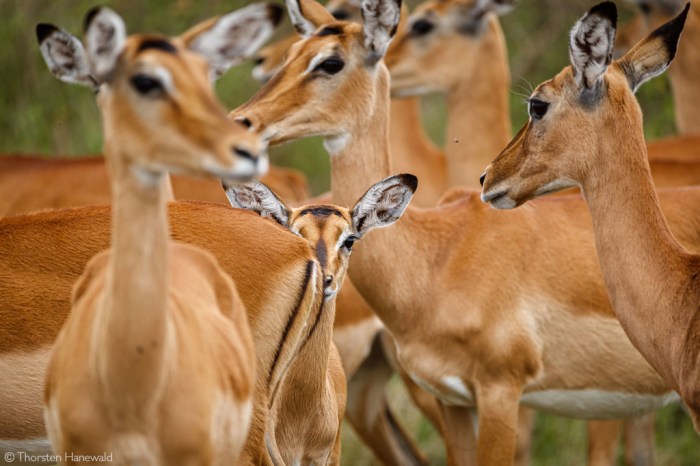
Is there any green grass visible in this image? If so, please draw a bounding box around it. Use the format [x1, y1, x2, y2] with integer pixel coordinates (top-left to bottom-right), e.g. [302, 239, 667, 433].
[0, 0, 697, 464]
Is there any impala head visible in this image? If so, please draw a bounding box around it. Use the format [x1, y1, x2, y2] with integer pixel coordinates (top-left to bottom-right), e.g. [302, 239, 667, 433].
[616, 0, 687, 53]
[224, 174, 416, 300]
[386, 0, 516, 96]
[251, 0, 365, 83]
[480, 1, 689, 209]
[37, 4, 283, 182]
[233, 0, 402, 147]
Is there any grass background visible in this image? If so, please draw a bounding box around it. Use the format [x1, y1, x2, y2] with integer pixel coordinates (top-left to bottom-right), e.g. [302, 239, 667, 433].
[0, 0, 696, 464]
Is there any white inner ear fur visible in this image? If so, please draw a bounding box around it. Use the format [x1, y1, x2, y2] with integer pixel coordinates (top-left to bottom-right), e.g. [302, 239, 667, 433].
[286, 0, 317, 38]
[569, 12, 616, 88]
[362, 0, 401, 59]
[225, 183, 290, 226]
[39, 28, 94, 87]
[85, 8, 126, 82]
[188, 3, 277, 81]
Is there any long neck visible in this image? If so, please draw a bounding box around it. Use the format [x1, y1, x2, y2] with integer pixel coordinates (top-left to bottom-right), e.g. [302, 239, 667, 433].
[445, 16, 511, 188]
[581, 108, 695, 384]
[668, 3, 700, 135]
[331, 66, 393, 208]
[99, 141, 170, 396]
[389, 97, 441, 167]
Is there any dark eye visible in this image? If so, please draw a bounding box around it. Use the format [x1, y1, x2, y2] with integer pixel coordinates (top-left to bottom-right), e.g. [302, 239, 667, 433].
[331, 9, 350, 20]
[410, 19, 435, 36]
[130, 74, 163, 96]
[342, 236, 357, 251]
[253, 56, 265, 66]
[314, 57, 345, 75]
[528, 99, 549, 120]
[638, 2, 651, 14]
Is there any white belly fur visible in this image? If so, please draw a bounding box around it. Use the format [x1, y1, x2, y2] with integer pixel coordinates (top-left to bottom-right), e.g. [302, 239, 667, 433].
[521, 389, 679, 419]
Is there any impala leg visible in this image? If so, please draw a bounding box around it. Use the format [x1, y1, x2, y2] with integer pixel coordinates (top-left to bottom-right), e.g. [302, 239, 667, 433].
[623, 413, 655, 466]
[513, 407, 534, 466]
[345, 335, 428, 466]
[587, 420, 621, 466]
[475, 384, 522, 466]
[437, 403, 477, 466]
[380, 331, 445, 434]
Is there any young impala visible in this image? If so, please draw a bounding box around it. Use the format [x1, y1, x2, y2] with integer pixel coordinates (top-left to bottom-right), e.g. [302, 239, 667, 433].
[225, 173, 416, 465]
[39, 5, 279, 463]
[234, 0, 700, 463]
[481, 2, 700, 431]
[0, 7, 324, 466]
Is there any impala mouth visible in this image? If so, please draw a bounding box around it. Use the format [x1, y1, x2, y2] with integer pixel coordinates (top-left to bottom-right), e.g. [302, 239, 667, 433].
[324, 286, 338, 302]
[481, 188, 517, 210]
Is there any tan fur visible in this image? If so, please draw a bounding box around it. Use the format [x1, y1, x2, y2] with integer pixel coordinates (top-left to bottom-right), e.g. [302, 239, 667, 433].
[617, 0, 700, 135]
[42, 18, 264, 464]
[0, 153, 310, 218]
[233, 4, 700, 465]
[481, 8, 700, 432]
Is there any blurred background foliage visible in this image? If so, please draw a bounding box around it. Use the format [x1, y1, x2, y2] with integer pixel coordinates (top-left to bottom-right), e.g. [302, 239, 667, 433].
[0, 0, 695, 464]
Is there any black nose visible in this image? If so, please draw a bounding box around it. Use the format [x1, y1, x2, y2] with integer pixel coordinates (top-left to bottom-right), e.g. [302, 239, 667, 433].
[324, 275, 333, 287]
[253, 56, 265, 66]
[479, 173, 486, 187]
[233, 147, 257, 163]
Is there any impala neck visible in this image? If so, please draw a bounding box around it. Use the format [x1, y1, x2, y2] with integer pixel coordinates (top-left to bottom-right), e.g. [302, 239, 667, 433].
[389, 97, 441, 168]
[580, 109, 692, 383]
[330, 66, 393, 208]
[445, 16, 511, 188]
[668, 4, 700, 135]
[100, 139, 170, 393]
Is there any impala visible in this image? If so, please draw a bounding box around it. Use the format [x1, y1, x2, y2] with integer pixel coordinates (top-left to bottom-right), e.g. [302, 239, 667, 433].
[234, 0, 700, 463]
[0, 8, 324, 466]
[39, 6, 275, 463]
[225, 173, 416, 465]
[481, 2, 700, 431]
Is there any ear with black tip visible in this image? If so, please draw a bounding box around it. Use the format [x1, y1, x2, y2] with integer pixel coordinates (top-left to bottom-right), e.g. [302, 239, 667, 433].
[362, 0, 402, 66]
[181, 3, 284, 81]
[569, 1, 617, 90]
[223, 180, 292, 228]
[617, 2, 689, 93]
[83, 6, 126, 83]
[456, 0, 518, 35]
[351, 174, 417, 238]
[36, 23, 96, 88]
[286, 0, 336, 38]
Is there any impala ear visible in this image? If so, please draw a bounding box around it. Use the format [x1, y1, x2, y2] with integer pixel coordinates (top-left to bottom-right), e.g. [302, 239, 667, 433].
[362, 0, 402, 66]
[286, 0, 336, 38]
[36, 24, 97, 88]
[83, 7, 126, 83]
[223, 180, 292, 228]
[569, 2, 617, 91]
[351, 174, 417, 238]
[181, 3, 283, 81]
[456, 0, 518, 35]
[618, 3, 689, 93]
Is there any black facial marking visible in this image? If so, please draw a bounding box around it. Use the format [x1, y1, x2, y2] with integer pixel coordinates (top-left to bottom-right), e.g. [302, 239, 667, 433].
[331, 9, 350, 20]
[138, 38, 177, 54]
[316, 238, 328, 269]
[300, 207, 342, 217]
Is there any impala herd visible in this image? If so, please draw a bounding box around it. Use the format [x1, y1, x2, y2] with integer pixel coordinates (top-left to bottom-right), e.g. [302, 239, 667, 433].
[0, 0, 698, 465]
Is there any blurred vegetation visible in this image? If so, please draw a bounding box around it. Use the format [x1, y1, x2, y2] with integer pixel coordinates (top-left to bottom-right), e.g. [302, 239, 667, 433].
[0, 0, 695, 464]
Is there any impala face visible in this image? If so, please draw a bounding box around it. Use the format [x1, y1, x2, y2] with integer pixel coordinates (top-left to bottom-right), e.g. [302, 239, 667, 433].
[38, 4, 283, 183]
[386, 0, 515, 96]
[480, 1, 689, 209]
[233, 0, 401, 149]
[224, 174, 417, 301]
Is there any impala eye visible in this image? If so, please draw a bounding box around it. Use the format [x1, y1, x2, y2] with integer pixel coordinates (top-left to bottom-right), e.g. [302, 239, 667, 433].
[342, 236, 357, 251]
[130, 74, 164, 96]
[638, 2, 651, 14]
[314, 57, 345, 75]
[528, 99, 549, 120]
[410, 19, 435, 36]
